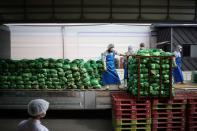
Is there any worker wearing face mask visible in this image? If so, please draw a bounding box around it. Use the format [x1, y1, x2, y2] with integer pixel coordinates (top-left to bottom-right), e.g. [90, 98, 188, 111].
[17, 99, 49, 131]
[102, 44, 124, 89]
[140, 43, 145, 50]
[173, 45, 184, 84]
[123, 45, 134, 87]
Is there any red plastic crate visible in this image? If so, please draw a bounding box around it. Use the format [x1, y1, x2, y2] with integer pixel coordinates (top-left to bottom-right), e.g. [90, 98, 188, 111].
[113, 118, 151, 126]
[113, 104, 150, 110]
[188, 117, 197, 122]
[112, 100, 151, 107]
[188, 108, 197, 113]
[152, 123, 185, 128]
[152, 109, 185, 113]
[153, 118, 185, 124]
[187, 114, 197, 118]
[113, 105, 151, 114]
[187, 122, 197, 126]
[152, 104, 186, 110]
[113, 108, 151, 115]
[112, 93, 151, 105]
[114, 124, 151, 129]
[152, 98, 187, 105]
[114, 113, 151, 119]
[188, 127, 197, 131]
[113, 110, 151, 119]
[152, 113, 185, 119]
[112, 99, 150, 105]
[187, 92, 197, 101]
[188, 104, 197, 108]
[152, 128, 185, 131]
[188, 99, 197, 105]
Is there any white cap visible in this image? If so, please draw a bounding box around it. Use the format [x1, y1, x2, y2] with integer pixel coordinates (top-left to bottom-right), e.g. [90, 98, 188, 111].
[128, 45, 133, 51]
[177, 45, 182, 49]
[28, 99, 49, 117]
[107, 44, 114, 49]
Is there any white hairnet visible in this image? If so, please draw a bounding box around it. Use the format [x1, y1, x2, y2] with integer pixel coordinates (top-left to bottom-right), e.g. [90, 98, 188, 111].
[177, 45, 182, 49]
[128, 45, 134, 54]
[28, 99, 49, 117]
[175, 45, 182, 51]
[107, 44, 114, 49]
[128, 45, 133, 52]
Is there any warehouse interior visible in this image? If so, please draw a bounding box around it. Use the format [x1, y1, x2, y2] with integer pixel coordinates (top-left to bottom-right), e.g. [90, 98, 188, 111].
[0, 0, 197, 131]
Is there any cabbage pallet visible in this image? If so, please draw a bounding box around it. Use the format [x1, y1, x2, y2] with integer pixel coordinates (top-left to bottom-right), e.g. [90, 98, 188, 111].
[128, 54, 174, 98]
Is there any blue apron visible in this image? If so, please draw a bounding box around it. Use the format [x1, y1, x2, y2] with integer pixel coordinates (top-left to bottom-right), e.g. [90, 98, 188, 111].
[173, 56, 184, 83]
[102, 52, 121, 85]
[123, 59, 128, 80]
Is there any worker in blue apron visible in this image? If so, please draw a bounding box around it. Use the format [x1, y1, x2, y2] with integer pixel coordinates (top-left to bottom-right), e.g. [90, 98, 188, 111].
[123, 45, 134, 87]
[102, 44, 124, 89]
[173, 45, 184, 84]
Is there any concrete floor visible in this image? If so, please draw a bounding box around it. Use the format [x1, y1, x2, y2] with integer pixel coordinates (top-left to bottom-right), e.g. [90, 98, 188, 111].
[0, 119, 113, 131]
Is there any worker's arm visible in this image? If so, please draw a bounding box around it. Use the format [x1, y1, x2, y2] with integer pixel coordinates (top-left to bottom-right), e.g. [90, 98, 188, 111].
[172, 56, 177, 68]
[172, 51, 177, 68]
[101, 52, 107, 71]
[114, 50, 126, 56]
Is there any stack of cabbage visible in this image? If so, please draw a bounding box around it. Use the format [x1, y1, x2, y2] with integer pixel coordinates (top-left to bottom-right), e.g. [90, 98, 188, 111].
[128, 49, 174, 97]
[192, 71, 197, 83]
[84, 60, 104, 89]
[0, 58, 104, 89]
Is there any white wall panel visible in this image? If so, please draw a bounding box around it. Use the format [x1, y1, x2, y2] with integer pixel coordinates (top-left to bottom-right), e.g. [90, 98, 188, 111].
[10, 26, 63, 60]
[64, 24, 150, 60]
[9, 24, 150, 60]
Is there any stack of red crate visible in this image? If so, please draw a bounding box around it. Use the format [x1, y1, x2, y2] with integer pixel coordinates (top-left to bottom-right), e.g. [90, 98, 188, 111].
[152, 93, 187, 131]
[112, 93, 151, 131]
[187, 91, 197, 131]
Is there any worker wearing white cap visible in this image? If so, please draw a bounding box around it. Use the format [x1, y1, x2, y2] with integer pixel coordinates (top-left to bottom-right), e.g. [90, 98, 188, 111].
[173, 45, 184, 84]
[102, 44, 124, 89]
[140, 43, 145, 50]
[17, 99, 49, 131]
[123, 45, 134, 87]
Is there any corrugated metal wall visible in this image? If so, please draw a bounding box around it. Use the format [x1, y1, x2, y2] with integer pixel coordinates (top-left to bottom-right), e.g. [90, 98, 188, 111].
[0, 0, 196, 23]
[157, 28, 171, 43]
[156, 26, 197, 71]
[172, 28, 197, 46]
[0, 25, 10, 59]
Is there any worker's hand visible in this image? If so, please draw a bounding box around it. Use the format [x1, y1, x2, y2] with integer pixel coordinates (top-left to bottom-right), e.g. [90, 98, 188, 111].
[172, 57, 177, 68]
[103, 64, 107, 71]
[102, 61, 107, 71]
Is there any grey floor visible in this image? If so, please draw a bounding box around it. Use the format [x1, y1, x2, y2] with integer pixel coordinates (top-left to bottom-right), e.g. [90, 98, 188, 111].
[0, 119, 113, 131]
